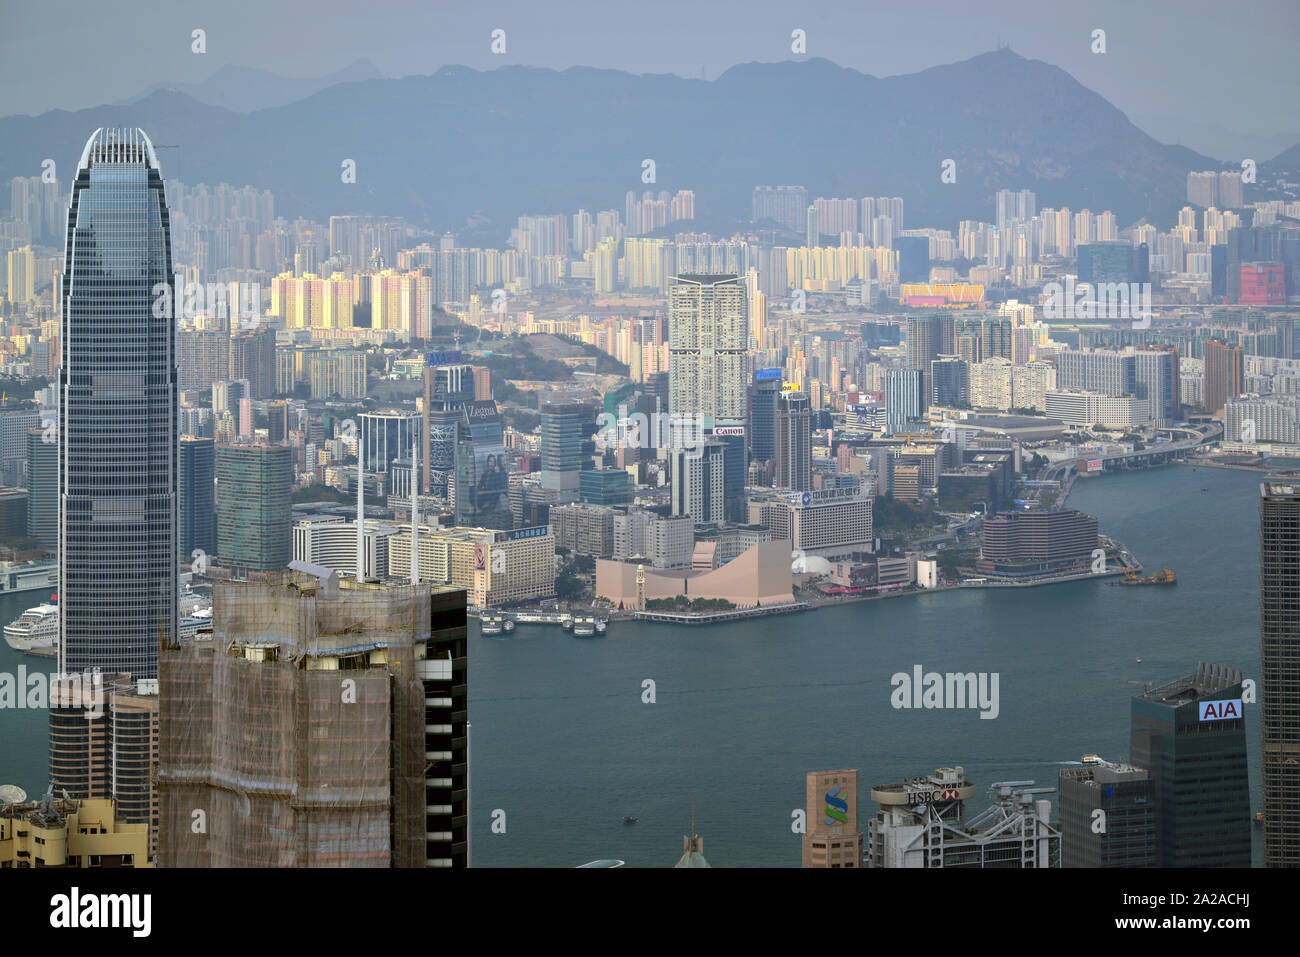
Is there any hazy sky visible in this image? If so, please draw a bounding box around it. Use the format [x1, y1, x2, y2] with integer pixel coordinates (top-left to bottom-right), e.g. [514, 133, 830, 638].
[3, 0, 1298, 158]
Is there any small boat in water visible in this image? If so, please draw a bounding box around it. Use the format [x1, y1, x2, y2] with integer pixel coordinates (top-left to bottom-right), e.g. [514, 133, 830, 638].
[623, 816, 637, 824]
[503, 618, 515, 633]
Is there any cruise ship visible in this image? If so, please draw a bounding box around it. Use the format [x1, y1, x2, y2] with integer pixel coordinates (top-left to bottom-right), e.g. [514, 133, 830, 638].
[3, 586, 213, 656]
[3, 603, 58, 656]
[181, 606, 213, 640]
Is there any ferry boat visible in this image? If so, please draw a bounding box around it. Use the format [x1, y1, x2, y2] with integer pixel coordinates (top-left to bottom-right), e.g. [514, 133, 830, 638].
[573, 615, 596, 637]
[3, 602, 58, 655]
[480, 614, 505, 636]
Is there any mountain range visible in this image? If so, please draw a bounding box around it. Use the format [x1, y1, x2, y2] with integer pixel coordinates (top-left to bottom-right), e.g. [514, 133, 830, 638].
[3, 50, 1289, 239]
[113, 59, 384, 113]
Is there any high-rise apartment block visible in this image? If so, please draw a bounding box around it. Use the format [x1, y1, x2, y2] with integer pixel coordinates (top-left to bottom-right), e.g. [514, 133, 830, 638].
[671, 441, 725, 526]
[668, 275, 748, 424]
[1204, 339, 1244, 414]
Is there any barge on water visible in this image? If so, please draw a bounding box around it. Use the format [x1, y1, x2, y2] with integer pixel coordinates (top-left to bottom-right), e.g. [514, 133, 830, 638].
[1112, 569, 1176, 586]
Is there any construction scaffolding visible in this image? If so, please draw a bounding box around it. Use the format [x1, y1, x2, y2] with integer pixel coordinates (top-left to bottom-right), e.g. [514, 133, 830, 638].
[157, 571, 433, 867]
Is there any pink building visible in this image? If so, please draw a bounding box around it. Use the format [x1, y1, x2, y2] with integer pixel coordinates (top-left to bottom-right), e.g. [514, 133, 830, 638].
[596, 541, 794, 610]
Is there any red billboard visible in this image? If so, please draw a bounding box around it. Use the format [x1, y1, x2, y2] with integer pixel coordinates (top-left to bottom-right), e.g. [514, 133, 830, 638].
[1238, 264, 1285, 305]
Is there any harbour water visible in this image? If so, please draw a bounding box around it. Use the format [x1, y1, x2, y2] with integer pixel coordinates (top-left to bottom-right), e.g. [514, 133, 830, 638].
[466, 463, 1264, 867]
[0, 464, 1265, 865]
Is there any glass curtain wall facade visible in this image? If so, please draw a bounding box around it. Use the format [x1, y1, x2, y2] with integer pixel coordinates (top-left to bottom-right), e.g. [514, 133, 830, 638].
[59, 128, 178, 680]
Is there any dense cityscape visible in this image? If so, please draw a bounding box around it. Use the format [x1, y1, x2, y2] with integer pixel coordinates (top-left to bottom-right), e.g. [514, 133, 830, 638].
[0, 0, 1296, 934]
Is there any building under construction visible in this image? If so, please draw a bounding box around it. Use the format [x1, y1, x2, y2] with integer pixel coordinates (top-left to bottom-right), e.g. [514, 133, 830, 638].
[866, 766, 1060, 867]
[156, 570, 468, 867]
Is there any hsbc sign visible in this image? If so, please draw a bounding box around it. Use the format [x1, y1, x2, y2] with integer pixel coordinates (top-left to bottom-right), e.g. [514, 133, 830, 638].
[906, 787, 961, 806]
[1199, 698, 1242, 721]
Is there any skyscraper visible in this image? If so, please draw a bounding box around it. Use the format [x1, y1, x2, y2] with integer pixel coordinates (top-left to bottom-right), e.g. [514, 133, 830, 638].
[455, 400, 512, 528]
[229, 324, 276, 398]
[215, 443, 292, 576]
[668, 275, 748, 423]
[929, 356, 969, 407]
[749, 370, 782, 468]
[26, 428, 57, 549]
[774, 390, 811, 491]
[1129, 662, 1251, 867]
[670, 441, 725, 526]
[1058, 757, 1157, 868]
[1133, 349, 1177, 427]
[179, 436, 216, 559]
[885, 369, 923, 436]
[906, 314, 938, 375]
[1204, 339, 1244, 414]
[59, 129, 178, 680]
[540, 401, 587, 499]
[1260, 482, 1300, 866]
[422, 358, 477, 497]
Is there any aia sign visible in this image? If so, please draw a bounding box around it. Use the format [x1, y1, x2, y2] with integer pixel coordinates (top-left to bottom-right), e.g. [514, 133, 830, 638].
[1199, 698, 1242, 721]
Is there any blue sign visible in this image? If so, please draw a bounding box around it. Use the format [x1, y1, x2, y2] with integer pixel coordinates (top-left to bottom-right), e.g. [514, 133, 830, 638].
[755, 368, 782, 382]
[428, 350, 463, 366]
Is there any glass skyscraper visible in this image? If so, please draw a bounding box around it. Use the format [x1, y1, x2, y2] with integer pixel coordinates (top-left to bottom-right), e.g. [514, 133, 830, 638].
[1261, 481, 1300, 866]
[59, 128, 178, 681]
[1129, 662, 1251, 867]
